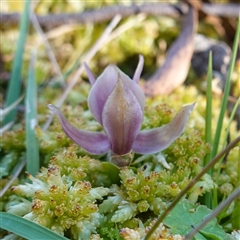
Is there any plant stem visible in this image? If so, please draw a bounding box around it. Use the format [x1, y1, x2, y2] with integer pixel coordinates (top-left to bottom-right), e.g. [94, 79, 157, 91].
[204, 51, 213, 209]
[211, 16, 240, 159]
[185, 187, 240, 240]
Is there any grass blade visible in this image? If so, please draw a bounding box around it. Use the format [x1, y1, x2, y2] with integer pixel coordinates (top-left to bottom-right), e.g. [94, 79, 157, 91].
[221, 97, 240, 150]
[204, 51, 213, 167]
[211, 16, 240, 159]
[25, 50, 39, 176]
[0, 212, 68, 240]
[232, 145, 240, 229]
[204, 51, 213, 208]
[4, 0, 31, 125]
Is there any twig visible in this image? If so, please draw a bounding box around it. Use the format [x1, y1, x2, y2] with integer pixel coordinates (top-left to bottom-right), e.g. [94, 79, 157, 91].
[202, 3, 240, 18]
[42, 14, 122, 131]
[0, 159, 27, 198]
[0, 121, 14, 136]
[107, 13, 146, 43]
[142, 4, 197, 96]
[1, 3, 239, 29]
[44, 24, 78, 40]
[185, 187, 240, 240]
[30, 12, 65, 86]
[143, 136, 240, 240]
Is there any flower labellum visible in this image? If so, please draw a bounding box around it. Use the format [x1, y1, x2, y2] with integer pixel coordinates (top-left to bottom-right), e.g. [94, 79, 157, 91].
[48, 56, 195, 166]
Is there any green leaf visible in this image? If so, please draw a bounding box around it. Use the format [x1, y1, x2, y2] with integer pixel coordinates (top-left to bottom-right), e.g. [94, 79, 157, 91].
[4, 0, 30, 125]
[163, 200, 227, 240]
[204, 51, 213, 209]
[100, 162, 120, 185]
[0, 153, 18, 178]
[0, 212, 69, 240]
[25, 50, 39, 176]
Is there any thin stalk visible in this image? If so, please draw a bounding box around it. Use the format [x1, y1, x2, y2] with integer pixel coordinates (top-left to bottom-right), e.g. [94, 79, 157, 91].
[30, 12, 65, 86]
[143, 136, 240, 240]
[43, 14, 122, 131]
[25, 49, 39, 176]
[0, 122, 14, 136]
[0, 95, 24, 121]
[0, 159, 27, 198]
[211, 16, 240, 159]
[213, 97, 240, 210]
[238, 144, 240, 190]
[4, 0, 31, 125]
[52, 14, 145, 88]
[231, 145, 240, 229]
[204, 51, 213, 208]
[221, 97, 240, 151]
[185, 187, 240, 240]
[216, 97, 240, 184]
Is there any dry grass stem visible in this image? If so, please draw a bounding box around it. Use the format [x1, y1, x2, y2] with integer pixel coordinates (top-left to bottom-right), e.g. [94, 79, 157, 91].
[30, 12, 65, 86]
[43, 14, 122, 131]
[0, 159, 27, 198]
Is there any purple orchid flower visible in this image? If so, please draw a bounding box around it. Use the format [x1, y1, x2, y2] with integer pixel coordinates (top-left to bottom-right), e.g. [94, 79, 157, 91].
[48, 56, 195, 166]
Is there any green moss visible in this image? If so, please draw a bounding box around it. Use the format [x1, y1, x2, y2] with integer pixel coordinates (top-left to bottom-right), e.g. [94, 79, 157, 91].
[9, 156, 109, 239]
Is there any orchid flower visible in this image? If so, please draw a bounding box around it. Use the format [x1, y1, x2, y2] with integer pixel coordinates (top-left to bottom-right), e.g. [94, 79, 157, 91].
[48, 56, 195, 166]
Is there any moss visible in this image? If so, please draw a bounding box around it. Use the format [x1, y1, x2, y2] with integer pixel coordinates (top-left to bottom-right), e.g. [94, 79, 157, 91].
[1, 128, 26, 153]
[9, 156, 109, 239]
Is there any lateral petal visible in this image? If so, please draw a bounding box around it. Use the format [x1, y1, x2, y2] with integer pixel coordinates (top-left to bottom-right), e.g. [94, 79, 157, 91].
[48, 104, 111, 155]
[132, 103, 195, 154]
[88, 63, 146, 125]
[88, 65, 118, 124]
[102, 76, 143, 155]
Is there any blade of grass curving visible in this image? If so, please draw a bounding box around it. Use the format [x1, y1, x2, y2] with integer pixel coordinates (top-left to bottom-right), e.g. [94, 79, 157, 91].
[211, 15, 240, 159]
[185, 187, 240, 240]
[0, 159, 27, 198]
[204, 51, 212, 167]
[0, 158, 26, 198]
[0, 212, 68, 240]
[143, 136, 240, 240]
[0, 122, 14, 136]
[30, 11, 65, 86]
[3, 0, 31, 125]
[204, 52, 213, 208]
[0, 95, 24, 121]
[25, 50, 39, 176]
[43, 14, 122, 131]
